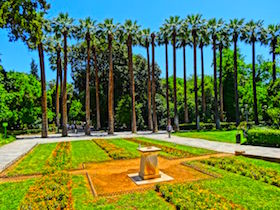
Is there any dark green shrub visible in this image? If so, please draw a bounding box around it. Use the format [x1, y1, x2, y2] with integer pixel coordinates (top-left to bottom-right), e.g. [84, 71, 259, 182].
[247, 128, 280, 147]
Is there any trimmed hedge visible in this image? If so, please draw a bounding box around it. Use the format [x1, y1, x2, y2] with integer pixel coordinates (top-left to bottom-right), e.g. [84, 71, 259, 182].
[247, 128, 280, 147]
[179, 122, 237, 131]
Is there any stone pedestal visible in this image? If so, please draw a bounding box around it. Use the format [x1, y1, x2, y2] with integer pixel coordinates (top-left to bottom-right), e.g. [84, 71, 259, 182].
[138, 146, 161, 180]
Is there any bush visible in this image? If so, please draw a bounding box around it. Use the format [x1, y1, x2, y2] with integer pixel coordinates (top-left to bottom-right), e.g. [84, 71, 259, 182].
[247, 128, 280, 147]
[179, 122, 238, 131]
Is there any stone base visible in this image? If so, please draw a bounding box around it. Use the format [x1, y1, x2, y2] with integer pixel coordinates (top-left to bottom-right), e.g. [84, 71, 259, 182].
[128, 171, 173, 186]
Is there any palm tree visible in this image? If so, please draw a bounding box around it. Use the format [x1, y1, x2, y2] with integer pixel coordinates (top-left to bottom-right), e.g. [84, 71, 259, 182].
[163, 16, 182, 131]
[158, 25, 171, 126]
[178, 22, 192, 123]
[228, 18, 244, 126]
[197, 20, 210, 121]
[120, 20, 140, 133]
[91, 41, 101, 130]
[98, 19, 119, 134]
[186, 14, 203, 130]
[140, 29, 153, 130]
[217, 27, 230, 122]
[151, 33, 158, 132]
[45, 36, 62, 133]
[52, 13, 74, 137]
[241, 20, 264, 125]
[74, 17, 97, 135]
[265, 24, 280, 82]
[208, 18, 223, 129]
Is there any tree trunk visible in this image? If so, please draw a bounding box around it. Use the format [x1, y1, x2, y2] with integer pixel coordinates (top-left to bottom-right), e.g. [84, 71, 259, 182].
[233, 37, 240, 126]
[62, 31, 68, 137]
[200, 44, 206, 120]
[146, 40, 153, 131]
[92, 46, 101, 130]
[183, 43, 189, 123]
[38, 42, 48, 138]
[173, 31, 179, 131]
[85, 32, 91, 135]
[60, 60, 63, 130]
[252, 40, 259, 125]
[127, 35, 137, 133]
[213, 35, 220, 129]
[165, 40, 170, 126]
[108, 33, 114, 134]
[219, 45, 224, 122]
[193, 31, 199, 130]
[55, 47, 61, 133]
[151, 33, 158, 132]
[272, 41, 276, 82]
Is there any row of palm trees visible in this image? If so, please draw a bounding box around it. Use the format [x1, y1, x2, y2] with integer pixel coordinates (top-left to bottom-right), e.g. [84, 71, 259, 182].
[41, 13, 280, 137]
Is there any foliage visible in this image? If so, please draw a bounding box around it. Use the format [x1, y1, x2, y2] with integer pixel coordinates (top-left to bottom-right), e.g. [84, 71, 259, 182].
[30, 58, 39, 80]
[179, 122, 237, 131]
[93, 139, 134, 159]
[68, 99, 84, 122]
[201, 157, 280, 187]
[20, 171, 72, 210]
[157, 183, 242, 209]
[0, 133, 15, 147]
[247, 127, 280, 147]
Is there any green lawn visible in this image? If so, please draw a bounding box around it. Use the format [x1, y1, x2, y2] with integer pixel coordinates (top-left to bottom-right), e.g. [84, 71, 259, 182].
[185, 157, 280, 209]
[0, 134, 16, 147]
[7, 143, 57, 176]
[71, 140, 110, 168]
[0, 179, 35, 210]
[136, 137, 215, 155]
[174, 130, 246, 143]
[72, 175, 173, 210]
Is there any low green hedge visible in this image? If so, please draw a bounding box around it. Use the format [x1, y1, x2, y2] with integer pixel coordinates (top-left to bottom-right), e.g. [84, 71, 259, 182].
[247, 128, 280, 147]
[179, 122, 237, 131]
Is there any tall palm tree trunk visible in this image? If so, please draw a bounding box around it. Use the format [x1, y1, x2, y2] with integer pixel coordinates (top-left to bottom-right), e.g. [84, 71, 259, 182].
[60, 61, 63, 129]
[233, 36, 240, 126]
[108, 33, 114, 134]
[200, 45, 206, 120]
[92, 46, 101, 130]
[127, 35, 137, 133]
[219, 45, 224, 122]
[193, 31, 199, 130]
[252, 40, 259, 125]
[272, 41, 276, 82]
[151, 33, 158, 132]
[38, 42, 48, 138]
[213, 35, 220, 129]
[165, 40, 170, 126]
[85, 32, 91, 135]
[62, 31, 68, 137]
[55, 47, 61, 133]
[173, 31, 179, 131]
[146, 41, 153, 131]
[183, 43, 189, 123]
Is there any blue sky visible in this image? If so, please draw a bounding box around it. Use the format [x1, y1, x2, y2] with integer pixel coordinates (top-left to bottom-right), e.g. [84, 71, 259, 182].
[0, 0, 279, 81]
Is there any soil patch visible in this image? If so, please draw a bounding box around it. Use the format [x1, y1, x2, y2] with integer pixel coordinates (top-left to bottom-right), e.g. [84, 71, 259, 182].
[84, 153, 230, 196]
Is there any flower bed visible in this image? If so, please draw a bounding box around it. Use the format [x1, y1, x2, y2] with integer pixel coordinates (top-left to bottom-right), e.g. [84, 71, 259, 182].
[46, 142, 72, 170]
[20, 142, 73, 209]
[126, 138, 193, 158]
[93, 139, 133, 159]
[156, 183, 242, 209]
[201, 157, 280, 187]
[20, 171, 73, 209]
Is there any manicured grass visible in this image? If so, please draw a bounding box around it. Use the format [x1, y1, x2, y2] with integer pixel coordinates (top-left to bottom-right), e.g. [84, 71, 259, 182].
[174, 130, 246, 144]
[237, 156, 280, 172]
[108, 138, 140, 158]
[71, 141, 110, 168]
[136, 137, 215, 155]
[7, 143, 57, 176]
[0, 179, 35, 210]
[72, 175, 173, 209]
[0, 134, 16, 147]
[187, 157, 280, 209]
